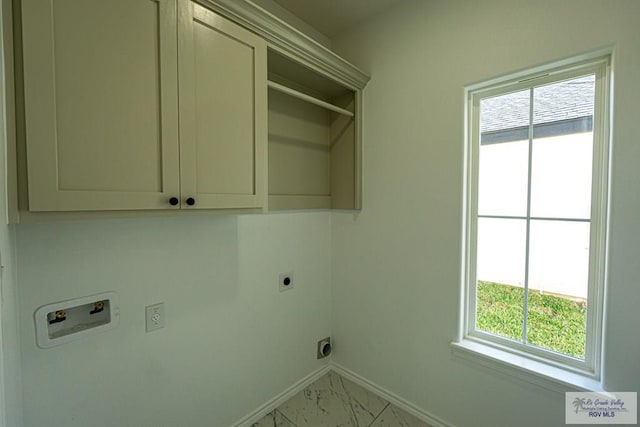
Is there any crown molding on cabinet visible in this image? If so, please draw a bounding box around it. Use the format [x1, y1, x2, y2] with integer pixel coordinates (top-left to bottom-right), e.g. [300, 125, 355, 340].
[195, 0, 370, 90]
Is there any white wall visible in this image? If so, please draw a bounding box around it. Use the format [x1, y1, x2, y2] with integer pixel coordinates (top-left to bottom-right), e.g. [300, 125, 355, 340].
[16, 212, 331, 426]
[331, 1, 640, 426]
[0, 169, 20, 427]
[0, 0, 22, 422]
[0, 199, 20, 427]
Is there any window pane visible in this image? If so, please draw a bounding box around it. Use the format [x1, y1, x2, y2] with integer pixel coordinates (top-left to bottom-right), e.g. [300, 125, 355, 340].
[479, 90, 530, 216]
[530, 133, 593, 219]
[526, 220, 589, 359]
[531, 76, 595, 219]
[481, 89, 530, 135]
[533, 76, 595, 126]
[476, 218, 526, 341]
[478, 140, 529, 216]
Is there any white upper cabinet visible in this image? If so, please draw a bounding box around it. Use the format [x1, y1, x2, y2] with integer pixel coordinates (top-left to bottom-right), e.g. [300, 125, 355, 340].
[16, 0, 368, 218]
[20, 0, 266, 212]
[178, 2, 267, 209]
[21, 0, 181, 211]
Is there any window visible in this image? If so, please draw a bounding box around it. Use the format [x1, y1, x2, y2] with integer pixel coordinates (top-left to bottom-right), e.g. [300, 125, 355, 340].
[461, 55, 611, 378]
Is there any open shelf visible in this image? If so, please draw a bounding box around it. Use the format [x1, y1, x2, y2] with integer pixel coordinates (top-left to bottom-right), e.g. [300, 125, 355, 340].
[267, 49, 361, 211]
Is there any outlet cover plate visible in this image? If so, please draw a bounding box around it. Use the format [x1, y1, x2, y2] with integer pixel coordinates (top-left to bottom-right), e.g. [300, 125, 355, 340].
[279, 271, 294, 292]
[145, 303, 165, 332]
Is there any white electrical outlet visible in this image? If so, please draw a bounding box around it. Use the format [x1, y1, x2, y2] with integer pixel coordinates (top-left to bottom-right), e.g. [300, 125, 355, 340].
[279, 271, 294, 292]
[145, 303, 165, 332]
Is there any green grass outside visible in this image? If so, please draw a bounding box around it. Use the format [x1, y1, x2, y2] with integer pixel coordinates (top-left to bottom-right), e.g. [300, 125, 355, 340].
[476, 281, 587, 359]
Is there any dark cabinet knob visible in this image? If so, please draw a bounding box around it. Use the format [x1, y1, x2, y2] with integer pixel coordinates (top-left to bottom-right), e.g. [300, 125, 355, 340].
[186, 197, 195, 206]
[169, 197, 179, 206]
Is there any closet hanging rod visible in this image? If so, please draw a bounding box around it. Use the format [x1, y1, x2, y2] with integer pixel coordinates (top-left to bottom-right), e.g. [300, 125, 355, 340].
[267, 80, 354, 117]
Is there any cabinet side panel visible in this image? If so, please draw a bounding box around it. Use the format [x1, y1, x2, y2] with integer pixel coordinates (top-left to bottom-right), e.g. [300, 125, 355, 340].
[330, 94, 356, 209]
[268, 90, 330, 196]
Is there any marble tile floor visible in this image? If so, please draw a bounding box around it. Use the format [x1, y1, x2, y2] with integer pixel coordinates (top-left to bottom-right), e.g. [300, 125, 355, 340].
[252, 371, 431, 427]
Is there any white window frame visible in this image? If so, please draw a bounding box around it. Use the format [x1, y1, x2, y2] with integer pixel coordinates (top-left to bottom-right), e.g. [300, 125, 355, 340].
[455, 53, 611, 388]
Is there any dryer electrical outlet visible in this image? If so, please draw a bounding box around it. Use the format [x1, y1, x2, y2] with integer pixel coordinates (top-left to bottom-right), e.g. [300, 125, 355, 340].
[279, 271, 294, 292]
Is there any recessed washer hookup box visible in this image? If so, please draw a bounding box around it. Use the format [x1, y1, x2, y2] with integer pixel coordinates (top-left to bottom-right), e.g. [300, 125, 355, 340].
[34, 292, 120, 349]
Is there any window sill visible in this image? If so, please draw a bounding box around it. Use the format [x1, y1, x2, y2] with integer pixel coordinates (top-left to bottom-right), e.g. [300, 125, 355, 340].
[451, 339, 604, 393]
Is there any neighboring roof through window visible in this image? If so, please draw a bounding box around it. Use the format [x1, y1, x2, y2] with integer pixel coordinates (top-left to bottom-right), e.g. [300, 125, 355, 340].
[480, 76, 595, 144]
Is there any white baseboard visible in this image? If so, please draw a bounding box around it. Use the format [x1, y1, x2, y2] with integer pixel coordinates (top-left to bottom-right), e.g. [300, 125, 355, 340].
[230, 363, 331, 427]
[330, 362, 453, 427]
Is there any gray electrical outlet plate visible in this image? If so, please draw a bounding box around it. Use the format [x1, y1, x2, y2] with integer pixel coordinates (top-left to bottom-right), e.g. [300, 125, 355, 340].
[279, 271, 294, 292]
[145, 303, 165, 332]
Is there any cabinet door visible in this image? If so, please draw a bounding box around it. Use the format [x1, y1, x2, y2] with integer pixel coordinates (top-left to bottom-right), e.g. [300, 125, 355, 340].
[21, 0, 180, 211]
[178, 1, 267, 209]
